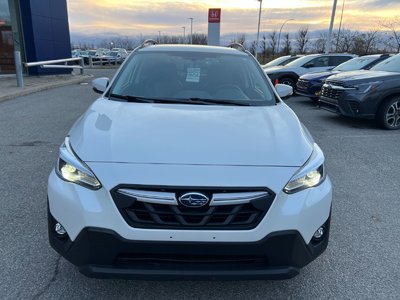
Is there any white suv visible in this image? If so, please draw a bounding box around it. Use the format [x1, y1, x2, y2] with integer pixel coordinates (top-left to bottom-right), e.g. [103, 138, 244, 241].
[48, 42, 332, 280]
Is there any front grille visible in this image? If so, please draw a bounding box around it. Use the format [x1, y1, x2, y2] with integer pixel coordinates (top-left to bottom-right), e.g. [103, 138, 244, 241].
[321, 85, 343, 101]
[111, 186, 275, 230]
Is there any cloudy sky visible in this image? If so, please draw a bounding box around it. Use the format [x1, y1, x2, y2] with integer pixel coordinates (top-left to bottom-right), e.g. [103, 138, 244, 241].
[67, 0, 400, 37]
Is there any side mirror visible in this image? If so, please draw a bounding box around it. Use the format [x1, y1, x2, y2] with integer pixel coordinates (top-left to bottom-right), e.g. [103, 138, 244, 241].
[92, 77, 109, 94]
[276, 84, 293, 99]
[303, 63, 314, 68]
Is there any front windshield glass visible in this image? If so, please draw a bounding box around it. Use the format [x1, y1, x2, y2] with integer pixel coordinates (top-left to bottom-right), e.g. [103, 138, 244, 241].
[285, 55, 318, 67]
[371, 54, 400, 73]
[334, 56, 377, 71]
[264, 56, 290, 68]
[109, 50, 275, 105]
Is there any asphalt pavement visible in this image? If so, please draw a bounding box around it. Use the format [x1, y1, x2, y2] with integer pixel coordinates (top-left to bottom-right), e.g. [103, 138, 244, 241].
[0, 69, 399, 299]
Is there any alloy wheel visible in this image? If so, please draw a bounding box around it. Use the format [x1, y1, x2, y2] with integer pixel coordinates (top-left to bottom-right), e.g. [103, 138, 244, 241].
[385, 100, 400, 128]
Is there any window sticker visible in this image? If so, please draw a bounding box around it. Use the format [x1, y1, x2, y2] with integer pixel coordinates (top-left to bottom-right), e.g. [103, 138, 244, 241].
[186, 68, 201, 83]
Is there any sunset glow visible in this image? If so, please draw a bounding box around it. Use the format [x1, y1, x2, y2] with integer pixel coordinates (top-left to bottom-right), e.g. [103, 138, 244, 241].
[66, 0, 399, 37]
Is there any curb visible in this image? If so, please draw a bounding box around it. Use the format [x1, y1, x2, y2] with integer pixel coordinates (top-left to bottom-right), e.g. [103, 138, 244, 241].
[0, 75, 94, 103]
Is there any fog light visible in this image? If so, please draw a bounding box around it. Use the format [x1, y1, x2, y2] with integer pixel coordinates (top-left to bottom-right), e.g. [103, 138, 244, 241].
[54, 223, 67, 236]
[313, 226, 325, 240]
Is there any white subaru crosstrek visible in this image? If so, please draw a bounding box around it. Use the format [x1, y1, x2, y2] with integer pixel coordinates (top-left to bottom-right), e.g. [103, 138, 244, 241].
[48, 42, 332, 280]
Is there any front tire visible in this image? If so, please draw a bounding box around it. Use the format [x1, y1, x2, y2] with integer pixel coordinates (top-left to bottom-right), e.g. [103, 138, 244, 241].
[376, 96, 400, 130]
[280, 77, 296, 88]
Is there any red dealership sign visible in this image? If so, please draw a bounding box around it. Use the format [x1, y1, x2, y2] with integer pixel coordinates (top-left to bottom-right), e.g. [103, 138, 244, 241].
[208, 8, 221, 23]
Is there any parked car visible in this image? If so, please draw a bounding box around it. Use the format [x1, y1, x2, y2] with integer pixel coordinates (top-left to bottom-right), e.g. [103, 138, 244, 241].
[48, 42, 332, 280]
[262, 55, 302, 69]
[265, 53, 356, 88]
[296, 54, 392, 100]
[107, 48, 128, 63]
[71, 49, 82, 58]
[319, 53, 400, 129]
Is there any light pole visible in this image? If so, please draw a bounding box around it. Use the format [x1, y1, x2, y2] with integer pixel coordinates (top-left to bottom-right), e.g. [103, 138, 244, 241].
[336, 0, 346, 52]
[182, 26, 186, 44]
[255, 0, 262, 60]
[326, 0, 338, 54]
[277, 18, 294, 56]
[188, 18, 193, 44]
[158, 31, 161, 43]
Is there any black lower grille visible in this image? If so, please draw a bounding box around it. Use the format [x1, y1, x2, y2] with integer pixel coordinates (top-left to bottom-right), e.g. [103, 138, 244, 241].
[321, 86, 343, 101]
[111, 186, 275, 230]
[116, 253, 267, 266]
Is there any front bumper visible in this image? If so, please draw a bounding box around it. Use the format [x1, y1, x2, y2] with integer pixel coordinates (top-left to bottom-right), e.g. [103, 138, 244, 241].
[319, 91, 376, 119]
[48, 161, 332, 279]
[296, 83, 322, 99]
[49, 210, 330, 280]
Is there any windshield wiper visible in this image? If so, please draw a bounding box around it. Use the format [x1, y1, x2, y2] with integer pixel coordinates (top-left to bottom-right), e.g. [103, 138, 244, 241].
[187, 98, 252, 106]
[109, 94, 251, 106]
[109, 94, 155, 103]
[109, 94, 214, 105]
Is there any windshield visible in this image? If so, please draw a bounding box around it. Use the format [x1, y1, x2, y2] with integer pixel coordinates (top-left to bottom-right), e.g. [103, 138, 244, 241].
[109, 52, 118, 56]
[285, 55, 319, 67]
[371, 54, 400, 73]
[264, 56, 291, 68]
[88, 51, 96, 56]
[109, 50, 275, 105]
[334, 56, 378, 71]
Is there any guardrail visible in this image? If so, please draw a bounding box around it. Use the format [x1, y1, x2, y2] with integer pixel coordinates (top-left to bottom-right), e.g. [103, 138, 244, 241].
[25, 57, 84, 75]
[13, 57, 85, 88]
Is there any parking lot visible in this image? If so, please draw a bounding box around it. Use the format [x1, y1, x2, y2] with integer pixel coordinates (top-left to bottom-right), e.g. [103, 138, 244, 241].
[0, 68, 399, 300]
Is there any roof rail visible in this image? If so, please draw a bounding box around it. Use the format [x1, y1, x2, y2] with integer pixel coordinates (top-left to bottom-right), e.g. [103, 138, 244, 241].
[138, 39, 158, 49]
[227, 43, 246, 53]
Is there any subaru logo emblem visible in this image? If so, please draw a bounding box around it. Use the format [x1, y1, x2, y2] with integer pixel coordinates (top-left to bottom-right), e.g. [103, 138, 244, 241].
[179, 192, 209, 208]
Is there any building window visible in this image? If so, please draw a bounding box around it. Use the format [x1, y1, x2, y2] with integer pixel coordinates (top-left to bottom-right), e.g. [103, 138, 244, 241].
[0, 0, 15, 74]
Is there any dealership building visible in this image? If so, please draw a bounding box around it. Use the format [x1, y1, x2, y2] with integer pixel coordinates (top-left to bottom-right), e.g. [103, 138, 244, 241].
[0, 0, 71, 75]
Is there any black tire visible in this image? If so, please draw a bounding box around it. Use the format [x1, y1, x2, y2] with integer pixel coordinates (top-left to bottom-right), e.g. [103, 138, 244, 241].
[279, 77, 296, 88]
[376, 96, 400, 130]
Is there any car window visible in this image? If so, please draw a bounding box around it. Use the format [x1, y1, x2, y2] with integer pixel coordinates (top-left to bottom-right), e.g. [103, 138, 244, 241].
[371, 54, 400, 73]
[329, 56, 352, 66]
[304, 57, 329, 68]
[109, 51, 275, 105]
[281, 56, 299, 66]
[333, 56, 379, 71]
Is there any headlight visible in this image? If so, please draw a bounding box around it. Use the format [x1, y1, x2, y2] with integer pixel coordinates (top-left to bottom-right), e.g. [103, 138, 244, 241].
[284, 143, 326, 194]
[353, 81, 382, 94]
[55, 137, 101, 190]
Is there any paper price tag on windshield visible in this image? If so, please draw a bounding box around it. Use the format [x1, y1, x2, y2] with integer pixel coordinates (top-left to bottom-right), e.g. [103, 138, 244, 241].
[186, 68, 201, 83]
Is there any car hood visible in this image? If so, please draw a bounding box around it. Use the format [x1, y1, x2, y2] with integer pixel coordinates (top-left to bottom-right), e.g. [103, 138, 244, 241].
[326, 70, 399, 83]
[301, 70, 340, 80]
[264, 66, 289, 74]
[68, 98, 313, 167]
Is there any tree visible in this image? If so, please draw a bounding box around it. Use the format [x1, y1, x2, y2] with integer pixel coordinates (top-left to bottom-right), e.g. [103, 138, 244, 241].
[249, 40, 257, 56]
[334, 29, 356, 53]
[231, 34, 246, 46]
[268, 30, 278, 58]
[352, 30, 380, 55]
[281, 32, 292, 55]
[192, 33, 207, 45]
[380, 17, 400, 53]
[296, 27, 309, 54]
[260, 35, 268, 62]
[313, 32, 327, 53]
